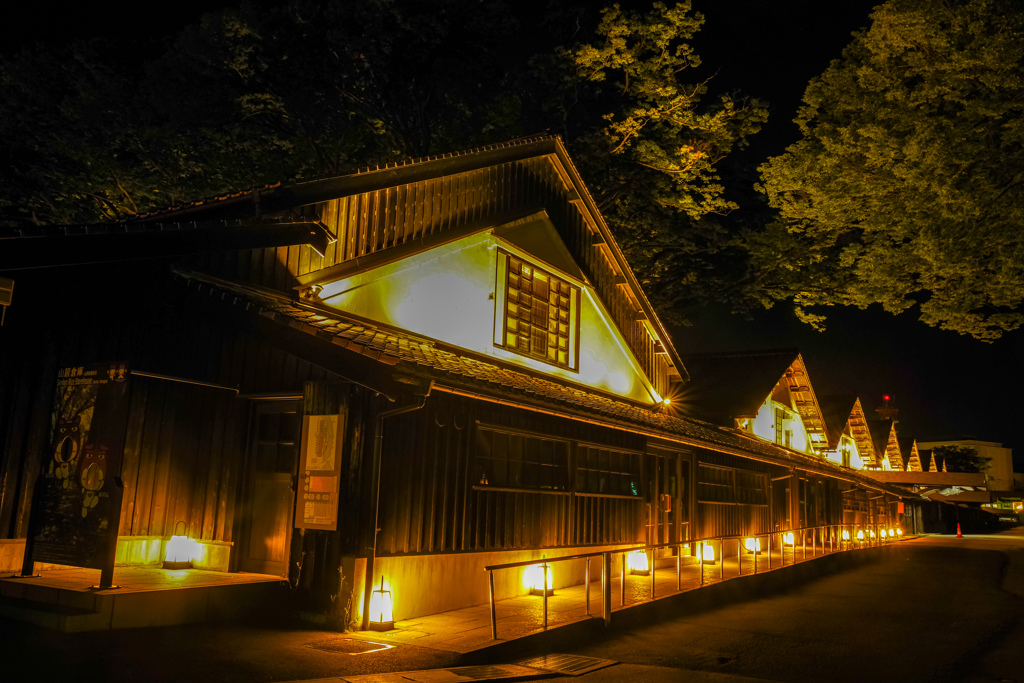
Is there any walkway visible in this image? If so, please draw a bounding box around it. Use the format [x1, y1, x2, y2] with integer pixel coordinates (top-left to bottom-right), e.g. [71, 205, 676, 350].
[346, 536, 901, 655]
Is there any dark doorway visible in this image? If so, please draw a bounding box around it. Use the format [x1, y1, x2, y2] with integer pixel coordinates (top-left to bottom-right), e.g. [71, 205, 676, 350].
[240, 400, 300, 576]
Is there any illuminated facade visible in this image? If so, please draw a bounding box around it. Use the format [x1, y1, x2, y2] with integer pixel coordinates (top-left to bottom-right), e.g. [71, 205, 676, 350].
[0, 136, 913, 629]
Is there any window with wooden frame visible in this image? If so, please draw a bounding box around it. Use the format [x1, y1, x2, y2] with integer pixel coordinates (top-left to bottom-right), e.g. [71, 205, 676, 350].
[494, 250, 579, 370]
[698, 464, 767, 505]
[474, 425, 569, 491]
[575, 445, 642, 497]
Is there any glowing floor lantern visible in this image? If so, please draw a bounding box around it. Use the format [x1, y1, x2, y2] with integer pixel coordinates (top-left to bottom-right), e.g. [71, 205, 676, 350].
[841, 530, 850, 542]
[701, 542, 717, 565]
[627, 550, 650, 576]
[888, 528, 895, 538]
[869, 529, 877, 539]
[880, 529, 887, 539]
[368, 577, 394, 631]
[856, 530, 865, 542]
[896, 528, 903, 537]
[526, 562, 554, 596]
[743, 537, 762, 554]
[163, 521, 196, 570]
[783, 532, 795, 546]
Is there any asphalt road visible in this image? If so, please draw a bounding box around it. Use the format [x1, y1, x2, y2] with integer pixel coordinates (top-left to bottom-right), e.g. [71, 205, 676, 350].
[3, 529, 1023, 683]
[560, 528, 1024, 683]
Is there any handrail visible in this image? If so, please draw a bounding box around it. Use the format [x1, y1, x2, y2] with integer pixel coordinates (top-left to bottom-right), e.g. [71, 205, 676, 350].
[484, 522, 903, 640]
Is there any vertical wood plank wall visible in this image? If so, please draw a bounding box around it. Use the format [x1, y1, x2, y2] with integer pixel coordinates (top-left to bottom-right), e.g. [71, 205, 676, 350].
[377, 392, 648, 557]
[0, 267, 345, 544]
[199, 155, 674, 397]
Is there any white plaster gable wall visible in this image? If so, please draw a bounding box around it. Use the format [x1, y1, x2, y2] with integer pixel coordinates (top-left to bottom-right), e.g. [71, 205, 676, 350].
[316, 231, 659, 404]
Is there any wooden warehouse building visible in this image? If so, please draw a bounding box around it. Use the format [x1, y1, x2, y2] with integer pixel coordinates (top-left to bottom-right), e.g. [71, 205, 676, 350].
[0, 136, 909, 628]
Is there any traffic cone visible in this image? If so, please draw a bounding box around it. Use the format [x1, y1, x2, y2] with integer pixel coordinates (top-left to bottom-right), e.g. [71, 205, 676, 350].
[957, 523, 962, 538]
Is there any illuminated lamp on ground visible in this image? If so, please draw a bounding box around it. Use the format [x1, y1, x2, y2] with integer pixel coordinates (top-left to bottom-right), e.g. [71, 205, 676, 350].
[896, 528, 903, 537]
[880, 529, 887, 539]
[163, 521, 196, 570]
[782, 532, 795, 546]
[842, 530, 850, 542]
[627, 549, 650, 576]
[856, 530, 865, 542]
[526, 562, 554, 596]
[743, 537, 762, 554]
[869, 529, 877, 539]
[701, 543, 716, 565]
[368, 577, 394, 631]
[888, 528, 895, 538]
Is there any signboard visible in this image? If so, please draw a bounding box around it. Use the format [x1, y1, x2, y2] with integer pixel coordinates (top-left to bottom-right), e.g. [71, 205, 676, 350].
[295, 413, 345, 530]
[28, 362, 131, 571]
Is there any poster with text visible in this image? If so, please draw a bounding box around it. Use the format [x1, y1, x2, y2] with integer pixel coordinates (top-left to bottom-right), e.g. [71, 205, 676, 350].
[31, 362, 131, 569]
[295, 413, 345, 531]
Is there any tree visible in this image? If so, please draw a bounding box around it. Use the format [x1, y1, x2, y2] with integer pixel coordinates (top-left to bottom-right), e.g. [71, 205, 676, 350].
[754, 0, 1024, 340]
[932, 445, 989, 473]
[538, 2, 768, 317]
[0, 1, 767, 322]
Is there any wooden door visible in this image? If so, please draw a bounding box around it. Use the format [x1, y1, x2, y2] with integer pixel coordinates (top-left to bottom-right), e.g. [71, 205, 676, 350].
[240, 400, 300, 576]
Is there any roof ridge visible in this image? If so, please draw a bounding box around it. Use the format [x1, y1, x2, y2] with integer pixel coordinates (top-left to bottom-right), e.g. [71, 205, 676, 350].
[130, 134, 560, 222]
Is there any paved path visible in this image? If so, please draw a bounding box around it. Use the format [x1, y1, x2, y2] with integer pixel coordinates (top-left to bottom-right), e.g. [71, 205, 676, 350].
[551, 528, 1024, 683]
[3, 529, 1023, 682]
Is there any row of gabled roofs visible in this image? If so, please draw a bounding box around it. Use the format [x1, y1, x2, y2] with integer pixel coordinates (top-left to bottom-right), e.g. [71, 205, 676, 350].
[675, 349, 932, 473]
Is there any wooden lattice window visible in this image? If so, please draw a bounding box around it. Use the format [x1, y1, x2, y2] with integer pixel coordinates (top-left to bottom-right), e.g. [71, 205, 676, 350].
[495, 250, 579, 370]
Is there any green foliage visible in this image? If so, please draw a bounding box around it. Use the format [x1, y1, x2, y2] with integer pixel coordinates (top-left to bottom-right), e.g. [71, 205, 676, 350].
[537, 2, 768, 316]
[755, 0, 1024, 340]
[933, 445, 990, 473]
[0, 1, 767, 319]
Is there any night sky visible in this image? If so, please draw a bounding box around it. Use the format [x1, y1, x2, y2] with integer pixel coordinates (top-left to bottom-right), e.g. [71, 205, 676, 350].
[5, 1, 1021, 460]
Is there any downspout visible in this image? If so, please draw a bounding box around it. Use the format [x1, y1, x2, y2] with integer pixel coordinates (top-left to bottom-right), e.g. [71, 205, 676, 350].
[361, 380, 433, 630]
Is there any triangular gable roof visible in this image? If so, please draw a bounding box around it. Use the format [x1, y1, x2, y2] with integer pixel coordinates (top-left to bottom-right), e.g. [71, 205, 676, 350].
[679, 349, 800, 420]
[868, 420, 903, 470]
[819, 394, 857, 450]
[898, 437, 923, 472]
[678, 349, 828, 447]
[819, 394, 877, 466]
[134, 135, 688, 389]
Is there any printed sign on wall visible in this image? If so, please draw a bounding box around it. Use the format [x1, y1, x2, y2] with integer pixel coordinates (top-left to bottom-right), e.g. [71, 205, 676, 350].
[295, 413, 345, 530]
[31, 362, 131, 569]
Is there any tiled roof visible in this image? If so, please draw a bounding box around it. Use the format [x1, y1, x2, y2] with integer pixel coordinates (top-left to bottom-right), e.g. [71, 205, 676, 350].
[818, 394, 857, 449]
[132, 135, 559, 222]
[174, 267, 908, 493]
[678, 349, 799, 421]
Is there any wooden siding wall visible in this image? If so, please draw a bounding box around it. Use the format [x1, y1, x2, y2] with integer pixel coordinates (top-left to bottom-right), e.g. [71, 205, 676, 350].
[198, 157, 673, 396]
[376, 392, 646, 556]
[0, 267, 344, 543]
[693, 450, 780, 539]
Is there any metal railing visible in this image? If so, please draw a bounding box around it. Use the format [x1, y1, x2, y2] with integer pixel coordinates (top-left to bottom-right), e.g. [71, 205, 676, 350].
[483, 522, 904, 640]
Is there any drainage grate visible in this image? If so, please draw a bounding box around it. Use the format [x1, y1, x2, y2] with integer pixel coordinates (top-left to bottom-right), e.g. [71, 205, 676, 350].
[515, 654, 617, 676]
[307, 637, 395, 655]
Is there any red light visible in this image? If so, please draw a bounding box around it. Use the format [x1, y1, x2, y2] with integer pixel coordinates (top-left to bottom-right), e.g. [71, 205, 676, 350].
[883, 394, 891, 402]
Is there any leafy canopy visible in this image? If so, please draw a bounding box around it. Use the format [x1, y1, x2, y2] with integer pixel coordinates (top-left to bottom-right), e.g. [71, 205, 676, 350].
[754, 0, 1024, 340]
[0, 0, 766, 320]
